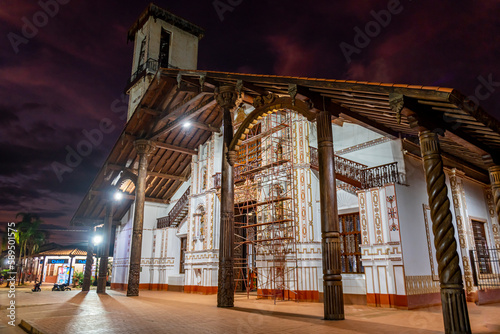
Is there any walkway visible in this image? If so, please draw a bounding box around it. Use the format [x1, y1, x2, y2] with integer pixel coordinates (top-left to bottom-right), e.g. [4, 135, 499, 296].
[0, 287, 499, 333]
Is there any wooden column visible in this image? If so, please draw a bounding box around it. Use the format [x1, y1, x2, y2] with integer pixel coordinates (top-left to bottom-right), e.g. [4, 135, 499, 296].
[216, 86, 237, 307]
[489, 166, 500, 219]
[82, 227, 94, 291]
[419, 131, 470, 334]
[98, 201, 113, 293]
[127, 139, 155, 297]
[316, 110, 344, 320]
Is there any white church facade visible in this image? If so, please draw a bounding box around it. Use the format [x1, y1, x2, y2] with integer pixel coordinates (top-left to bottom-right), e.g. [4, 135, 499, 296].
[72, 5, 500, 331]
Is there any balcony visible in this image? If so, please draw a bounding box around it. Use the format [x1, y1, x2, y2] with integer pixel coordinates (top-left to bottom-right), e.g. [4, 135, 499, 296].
[125, 58, 180, 92]
[309, 146, 400, 189]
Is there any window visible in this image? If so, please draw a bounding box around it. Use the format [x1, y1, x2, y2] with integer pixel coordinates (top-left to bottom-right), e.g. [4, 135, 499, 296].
[137, 36, 146, 71]
[159, 29, 171, 68]
[179, 237, 187, 274]
[339, 213, 363, 273]
[472, 220, 491, 274]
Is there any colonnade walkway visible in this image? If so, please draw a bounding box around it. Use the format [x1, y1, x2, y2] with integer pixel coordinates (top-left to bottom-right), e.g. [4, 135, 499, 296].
[1, 287, 499, 333]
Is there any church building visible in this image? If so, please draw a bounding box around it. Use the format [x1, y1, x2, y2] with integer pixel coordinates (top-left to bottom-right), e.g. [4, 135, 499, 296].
[71, 4, 500, 332]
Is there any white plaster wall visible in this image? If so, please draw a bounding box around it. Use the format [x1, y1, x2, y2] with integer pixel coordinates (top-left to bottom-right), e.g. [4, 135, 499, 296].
[111, 208, 134, 285]
[332, 123, 383, 151]
[396, 157, 435, 277]
[397, 156, 465, 277]
[463, 180, 489, 220]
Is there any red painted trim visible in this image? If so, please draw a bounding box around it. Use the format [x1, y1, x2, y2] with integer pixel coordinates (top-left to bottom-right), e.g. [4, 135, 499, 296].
[477, 288, 500, 305]
[366, 293, 408, 308]
[406, 293, 441, 309]
[184, 285, 218, 294]
[257, 289, 321, 302]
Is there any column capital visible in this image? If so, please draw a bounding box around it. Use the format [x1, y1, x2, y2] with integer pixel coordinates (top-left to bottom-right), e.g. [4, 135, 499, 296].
[227, 151, 237, 166]
[134, 139, 156, 155]
[215, 86, 237, 110]
[419, 130, 440, 157]
[489, 165, 500, 186]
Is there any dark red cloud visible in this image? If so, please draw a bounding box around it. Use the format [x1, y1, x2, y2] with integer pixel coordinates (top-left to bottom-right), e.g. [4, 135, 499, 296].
[0, 0, 498, 245]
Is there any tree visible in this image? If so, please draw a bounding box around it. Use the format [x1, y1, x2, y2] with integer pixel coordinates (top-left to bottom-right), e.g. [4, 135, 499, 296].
[15, 213, 46, 285]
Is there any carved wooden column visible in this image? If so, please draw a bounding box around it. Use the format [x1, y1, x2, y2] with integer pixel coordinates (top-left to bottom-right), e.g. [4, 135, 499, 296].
[97, 201, 113, 293]
[216, 86, 237, 307]
[419, 131, 470, 334]
[81, 227, 94, 291]
[316, 110, 344, 320]
[489, 166, 500, 220]
[127, 139, 155, 297]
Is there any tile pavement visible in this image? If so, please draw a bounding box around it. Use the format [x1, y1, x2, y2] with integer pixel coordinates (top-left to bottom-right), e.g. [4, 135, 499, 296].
[0, 286, 499, 333]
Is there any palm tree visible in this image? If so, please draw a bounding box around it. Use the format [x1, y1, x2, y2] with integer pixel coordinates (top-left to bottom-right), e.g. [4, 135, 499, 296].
[15, 213, 45, 285]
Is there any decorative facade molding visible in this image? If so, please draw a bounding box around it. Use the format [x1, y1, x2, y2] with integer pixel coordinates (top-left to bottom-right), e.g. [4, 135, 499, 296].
[405, 275, 440, 295]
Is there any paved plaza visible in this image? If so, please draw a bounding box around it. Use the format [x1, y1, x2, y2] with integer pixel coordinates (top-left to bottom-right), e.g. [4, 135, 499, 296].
[0, 286, 499, 333]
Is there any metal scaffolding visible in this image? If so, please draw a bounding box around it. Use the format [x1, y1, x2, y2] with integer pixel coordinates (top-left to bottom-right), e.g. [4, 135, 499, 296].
[231, 110, 299, 302]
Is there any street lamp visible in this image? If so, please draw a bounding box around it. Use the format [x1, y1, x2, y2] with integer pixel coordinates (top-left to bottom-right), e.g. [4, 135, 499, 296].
[93, 235, 103, 245]
[93, 234, 102, 286]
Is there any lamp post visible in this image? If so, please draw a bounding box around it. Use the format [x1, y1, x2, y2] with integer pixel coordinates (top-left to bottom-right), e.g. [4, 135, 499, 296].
[93, 234, 102, 286]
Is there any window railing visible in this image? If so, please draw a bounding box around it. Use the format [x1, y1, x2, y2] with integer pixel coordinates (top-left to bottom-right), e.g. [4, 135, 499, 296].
[157, 186, 190, 228]
[126, 58, 181, 91]
[127, 58, 158, 88]
[470, 248, 500, 290]
[309, 146, 400, 189]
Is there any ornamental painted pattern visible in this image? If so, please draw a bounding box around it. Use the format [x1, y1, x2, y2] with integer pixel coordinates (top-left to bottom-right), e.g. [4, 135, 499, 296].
[449, 171, 474, 289]
[385, 184, 401, 243]
[484, 187, 500, 249]
[358, 192, 369, 245]
[371, 189, 384, 244]
[405, 275, 440, 295]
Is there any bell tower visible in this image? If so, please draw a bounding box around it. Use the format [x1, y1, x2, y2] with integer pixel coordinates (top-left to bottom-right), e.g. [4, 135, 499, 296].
[125, 3, 205, 120]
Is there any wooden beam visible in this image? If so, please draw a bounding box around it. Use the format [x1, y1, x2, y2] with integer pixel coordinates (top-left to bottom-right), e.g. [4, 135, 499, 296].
[154, 141, 198, 155]
[88, 190, 170, 204]
[189, 121, 220, 133]
[119, 134, 197, 156]
[105, 164, 188, 181]
[146, 170, 187, 182]
[403, 96, 500, 164]
[156, 92, 210, 125]
[148, 97, 216, 140]
[140, 107, 161, 116]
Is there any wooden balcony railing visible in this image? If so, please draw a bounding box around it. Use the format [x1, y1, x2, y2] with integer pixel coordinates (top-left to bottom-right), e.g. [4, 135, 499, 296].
[309, 146, 400, 189]
[362, 162, 399, 188]
[157, 186, 190, 228]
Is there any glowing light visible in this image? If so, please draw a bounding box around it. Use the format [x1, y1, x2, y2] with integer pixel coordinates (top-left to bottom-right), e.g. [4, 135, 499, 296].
[114, 191, 123, 201]
[183, 122, 191, 128]
[93, 235, 103, 245]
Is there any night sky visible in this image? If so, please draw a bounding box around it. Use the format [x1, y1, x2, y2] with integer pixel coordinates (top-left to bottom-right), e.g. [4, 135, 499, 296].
[1, 0, 499, 245]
